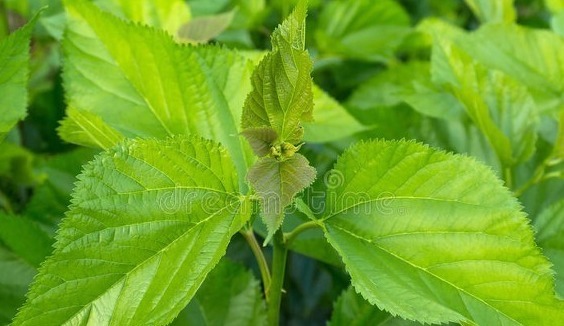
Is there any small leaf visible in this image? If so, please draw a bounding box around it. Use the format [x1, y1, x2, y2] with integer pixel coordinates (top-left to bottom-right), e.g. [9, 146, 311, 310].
[240, 127, 279, 157]
[248, 154, 315, 242]
[329, 286, 412, 326]
[13, 136, 250, 326]
[177, 11, 235, 43]
[0, 214, 53, 267]
[321, 140, 564, 324]
[534, 199, 564, 297]
[241, 0, 313, 144]
[58, 107, 124, 150]
[173, 260, 267, 326]
[0, 13, 39, 141]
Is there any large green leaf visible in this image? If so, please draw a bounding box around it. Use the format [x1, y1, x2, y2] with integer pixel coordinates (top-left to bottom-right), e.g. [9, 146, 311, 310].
[173, 259, 266, 326]
[463, 0, 516, 23]
[0, 14, 37, 141]
[303, 85, 364, 143]
[320, 140, 563, 324]
[61, 0, 254, 189]
[432, 39, 538, 167]
[241, 0, 313, 145]
[314, 0, 410, 63]
[13, 136, 251, 326]
[534, 199, 564, 297]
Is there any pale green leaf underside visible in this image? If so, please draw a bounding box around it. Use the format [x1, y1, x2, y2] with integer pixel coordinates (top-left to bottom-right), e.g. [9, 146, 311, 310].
[464, 0, 516, 23]
[241, 1, 313, 144]
[177, 11, 234, 43]
[321, 140, 563, 325]
[13, 136, 250, 326]
[534, 199, 564, 297]
[62, 0, 253, 189]
[176, 260, 267, 326]
[0, 15, 37, 141]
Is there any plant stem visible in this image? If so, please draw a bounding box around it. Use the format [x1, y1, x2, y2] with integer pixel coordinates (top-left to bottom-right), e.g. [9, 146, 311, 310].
[0, 1, 9, 38]
[267, 229, 287, 326]
[241, 229, 271, 296]
[284, 220, 319, 247]
[503, 167, 513, 190]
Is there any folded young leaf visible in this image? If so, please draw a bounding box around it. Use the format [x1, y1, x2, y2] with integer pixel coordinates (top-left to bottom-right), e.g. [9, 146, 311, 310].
[320, 140, 564, 325]
[241, 0, 313, 145]
[314, 0, 410, 63]
[534, 199, 564, 297]
[13, 136, 251, 326]
[62, 0, 253, 189]
[0, 14, 39, 141]
[248, 154, 316, 242]
[173, 260, 267, 326]
[58, 107, 124, 150]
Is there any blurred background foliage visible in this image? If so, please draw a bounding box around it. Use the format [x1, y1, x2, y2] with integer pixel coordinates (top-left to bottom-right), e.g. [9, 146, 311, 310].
[0, 0, 563, 325]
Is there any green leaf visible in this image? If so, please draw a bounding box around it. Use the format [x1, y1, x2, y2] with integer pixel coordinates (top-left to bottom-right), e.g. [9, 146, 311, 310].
[0, 214, 53, 267]
[321, 140, 563, 324]
[177, 10, 234, 43]
[329, 286, 417, 326]
[303, 85, 365, 143]
[241, 0, 313, 145]
[0, 14, 38, 141]
[461, 24, 564, 98]
[248, 154, 316, 242]
[432, 39, 538, 166]
[94, 0, 191, 36]
[463, 0, 516, 23]
[173, 259, 267, 326]
[58, 107, 124, 150]
[534, 199, 564, 297]
[62, 0, 253, 190]
[314, 0, 410, 63]
[0, 246, 36, 325]
[13, 136, 251, 326]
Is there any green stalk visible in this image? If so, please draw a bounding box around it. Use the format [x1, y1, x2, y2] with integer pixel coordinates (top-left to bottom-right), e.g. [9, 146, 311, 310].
[284, 220, 319, 247]
[0, 1, 9, 38]
[241, 229, 271, 297]
[267, 229, 287, 326]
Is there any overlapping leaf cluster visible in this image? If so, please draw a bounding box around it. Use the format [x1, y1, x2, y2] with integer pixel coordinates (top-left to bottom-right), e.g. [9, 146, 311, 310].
[241, 1, 316, 242]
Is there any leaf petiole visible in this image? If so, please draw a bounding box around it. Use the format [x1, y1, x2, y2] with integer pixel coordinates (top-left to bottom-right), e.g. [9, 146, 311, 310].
[240, 228, 272, 298]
